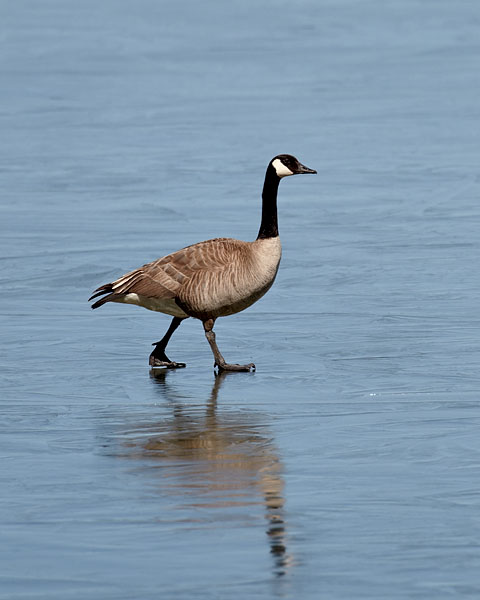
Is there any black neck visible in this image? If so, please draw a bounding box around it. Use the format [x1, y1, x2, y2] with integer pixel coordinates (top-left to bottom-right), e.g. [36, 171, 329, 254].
[257, 164, 280, 239]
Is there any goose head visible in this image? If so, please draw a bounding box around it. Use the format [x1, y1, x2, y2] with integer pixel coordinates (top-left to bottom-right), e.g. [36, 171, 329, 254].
[271, 154, 317, 178]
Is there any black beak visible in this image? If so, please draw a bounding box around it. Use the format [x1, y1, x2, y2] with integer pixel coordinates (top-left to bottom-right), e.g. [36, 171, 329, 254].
[296, 162, 317, 175]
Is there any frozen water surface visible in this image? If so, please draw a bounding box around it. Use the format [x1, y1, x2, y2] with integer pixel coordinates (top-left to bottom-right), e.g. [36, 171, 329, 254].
[1, 0, 480, 598]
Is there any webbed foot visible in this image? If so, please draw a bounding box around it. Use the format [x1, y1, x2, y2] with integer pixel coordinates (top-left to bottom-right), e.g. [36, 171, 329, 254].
[149, 345, 186, 369]
[214, 361, 255, 372]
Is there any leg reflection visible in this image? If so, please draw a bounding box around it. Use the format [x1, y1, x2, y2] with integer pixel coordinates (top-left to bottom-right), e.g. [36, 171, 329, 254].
[136, 370, 293, 576]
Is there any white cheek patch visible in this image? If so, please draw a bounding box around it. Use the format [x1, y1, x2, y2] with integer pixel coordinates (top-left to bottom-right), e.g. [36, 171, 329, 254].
[272, 158, 294, 178]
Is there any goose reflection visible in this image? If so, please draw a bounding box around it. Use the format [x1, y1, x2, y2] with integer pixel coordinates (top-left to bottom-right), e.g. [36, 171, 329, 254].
[120, 370, 292, 576]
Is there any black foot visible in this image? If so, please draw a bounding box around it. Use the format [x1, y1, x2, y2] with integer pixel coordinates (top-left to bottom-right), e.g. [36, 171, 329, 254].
[149, 357, 186, 369]
[149, 346, 186, 369]
[215, 361, 256, 372]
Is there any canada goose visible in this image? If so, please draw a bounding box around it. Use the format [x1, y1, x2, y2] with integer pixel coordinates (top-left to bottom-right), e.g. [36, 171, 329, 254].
[89, 154, 316, 371]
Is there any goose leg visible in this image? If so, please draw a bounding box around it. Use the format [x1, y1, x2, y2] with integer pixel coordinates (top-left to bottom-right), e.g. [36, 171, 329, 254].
[203, 319, 255, 372]
[149, 316, 187, 368]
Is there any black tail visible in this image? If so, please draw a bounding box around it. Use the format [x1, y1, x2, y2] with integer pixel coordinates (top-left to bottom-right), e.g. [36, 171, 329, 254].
[89, 283, 116, 309]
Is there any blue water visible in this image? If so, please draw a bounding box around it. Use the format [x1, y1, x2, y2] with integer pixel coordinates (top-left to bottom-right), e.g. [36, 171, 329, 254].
[1, 1, 480, 598]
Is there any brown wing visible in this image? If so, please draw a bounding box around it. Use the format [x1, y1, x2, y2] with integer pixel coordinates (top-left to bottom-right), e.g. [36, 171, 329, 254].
[89, 238, 243, 309]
